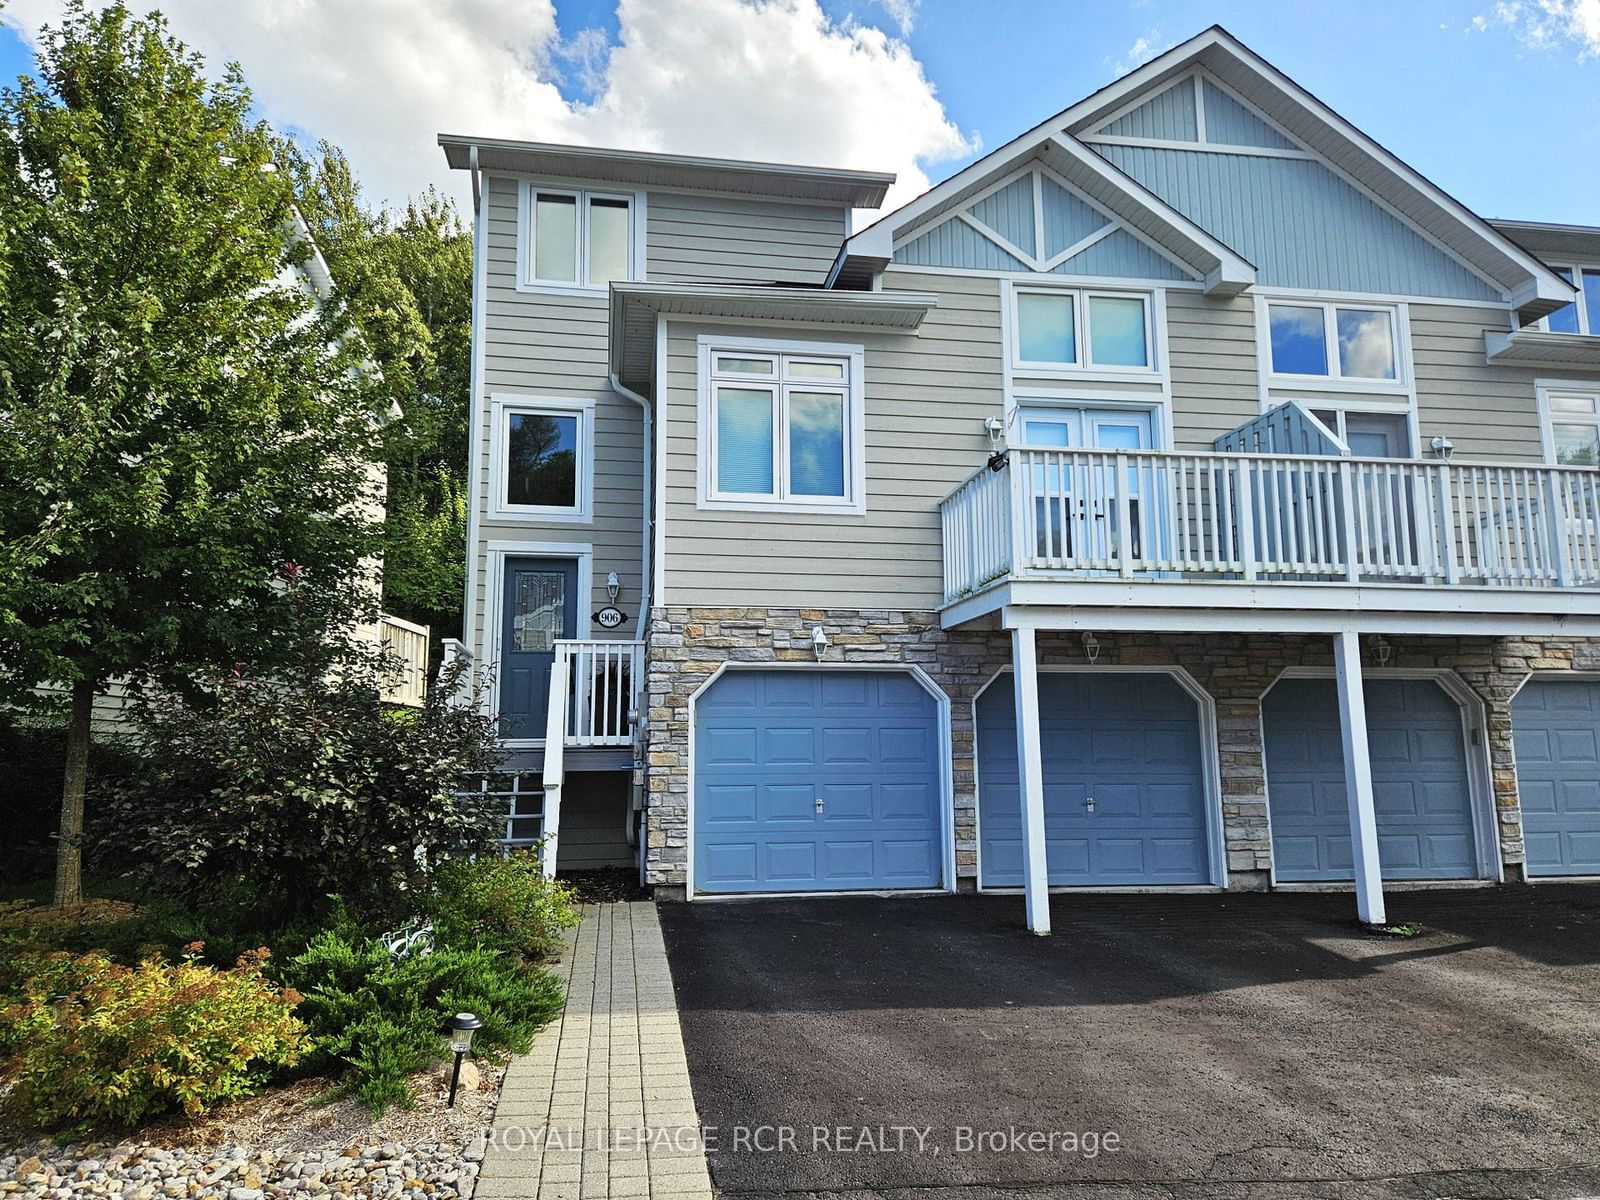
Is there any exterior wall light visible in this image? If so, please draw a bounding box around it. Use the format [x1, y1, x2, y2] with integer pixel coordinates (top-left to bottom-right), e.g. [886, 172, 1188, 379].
[1429, 435, 1455, 461]
[984, 415, 1005, 449]
[606, 570, 620, 601]
[1371, 635, 1393, 667]
[1082, 631, 1101, 665]
[445, 1012, 482, 1107]
[811, 626, 829, 661]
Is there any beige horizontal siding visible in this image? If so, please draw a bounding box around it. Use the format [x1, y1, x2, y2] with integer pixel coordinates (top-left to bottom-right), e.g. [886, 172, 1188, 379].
[647, 192, 846, 286]
[1168, 289, 1259, 449]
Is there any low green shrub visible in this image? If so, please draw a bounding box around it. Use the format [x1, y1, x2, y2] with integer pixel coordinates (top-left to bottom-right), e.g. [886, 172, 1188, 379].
[0, 948, 305, 1131]
[425, 849, 581, 961]
[281, 918, 564, 1113]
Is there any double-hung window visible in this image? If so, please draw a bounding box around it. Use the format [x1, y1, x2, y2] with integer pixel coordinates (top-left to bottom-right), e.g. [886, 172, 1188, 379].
[1012, 286, 1154, 372]
[1540, 267, 1600, 336]
[1267, 301, 1401, 383]
[702, 342, 863, 512]
[524, 187, 634, 290]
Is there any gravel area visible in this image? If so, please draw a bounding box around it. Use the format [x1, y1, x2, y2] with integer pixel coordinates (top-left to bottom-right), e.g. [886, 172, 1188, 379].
[0, 1063, 505, 1199]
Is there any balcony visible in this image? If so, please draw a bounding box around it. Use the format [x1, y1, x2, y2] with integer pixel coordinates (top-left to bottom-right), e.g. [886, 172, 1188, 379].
[940, 442, 1600, 635]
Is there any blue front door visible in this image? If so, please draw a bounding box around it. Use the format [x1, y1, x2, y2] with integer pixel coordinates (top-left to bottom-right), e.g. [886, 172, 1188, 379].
[1514, 680, 1600, 876]
[976, 672, 1212, 886]
[499, 557, 579, 740]
[694, 670, 943, 893]
[1265, 678, 1478, 881]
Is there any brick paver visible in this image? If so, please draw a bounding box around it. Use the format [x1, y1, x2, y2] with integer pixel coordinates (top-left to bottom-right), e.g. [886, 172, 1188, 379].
[475, 902, 711, 1200]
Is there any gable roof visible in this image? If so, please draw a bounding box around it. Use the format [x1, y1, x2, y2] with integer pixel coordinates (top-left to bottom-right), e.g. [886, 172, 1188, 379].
[839, 26, 1574, 320]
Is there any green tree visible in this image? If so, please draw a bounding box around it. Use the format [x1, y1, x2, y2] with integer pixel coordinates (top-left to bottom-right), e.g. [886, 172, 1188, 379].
[288, 145, 471, 638]
[0, 4, 387, 906]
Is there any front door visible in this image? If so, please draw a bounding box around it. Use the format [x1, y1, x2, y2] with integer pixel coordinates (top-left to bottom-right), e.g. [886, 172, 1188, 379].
[1018, 407, 1156, 566]
[499, 557, 579, 740]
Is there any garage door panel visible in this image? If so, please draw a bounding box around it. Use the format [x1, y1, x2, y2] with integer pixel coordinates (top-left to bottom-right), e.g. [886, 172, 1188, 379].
[1514, 680, 1600, 876]
[1266, 678, 1478, 882]
[978, 673, 1212, 887]
[695, 670, 943, 894]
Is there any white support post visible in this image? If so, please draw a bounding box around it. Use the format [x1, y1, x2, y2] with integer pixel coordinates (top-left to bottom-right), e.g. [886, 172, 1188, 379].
[1010, 627, 1051, 935]
[540, 644, 570, 879]
[1333, 630, 1386, 926]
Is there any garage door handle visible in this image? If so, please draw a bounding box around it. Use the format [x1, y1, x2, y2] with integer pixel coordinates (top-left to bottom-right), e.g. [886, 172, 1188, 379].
[1085, 796, 1095, 812]
[815, 798, 825, 813]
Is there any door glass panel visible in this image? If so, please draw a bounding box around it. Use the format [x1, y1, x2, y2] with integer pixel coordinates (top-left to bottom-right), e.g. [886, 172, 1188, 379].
[1021, 416, 1075, 447]
[506, 412, 579, 507]
[1088, 296, 1149, 366]
[716, 387, 776, 494]
[1336, 308, 1397, 379]
[511, 571, 564, 652]
[1343, 412, 1409, 458]
[1016, 293, 1075, 363]
[586, 197, 630, 286]
[1269, 304, 1328, 375]
[1554, 423, 1600, 466]
[533, 194, 578, 282]
[788, 391, 846, 497]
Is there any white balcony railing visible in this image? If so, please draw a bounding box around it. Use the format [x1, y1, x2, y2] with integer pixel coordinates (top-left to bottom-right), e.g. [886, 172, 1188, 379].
[544, 639, 645, 750]
[941, 445, 1600, 603]
[378, 613, 430, 706]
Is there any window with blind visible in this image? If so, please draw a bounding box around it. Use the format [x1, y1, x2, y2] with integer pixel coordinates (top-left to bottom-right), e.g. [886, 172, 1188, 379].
[524, 187, 634, 289]
[703, 346, 860, 510]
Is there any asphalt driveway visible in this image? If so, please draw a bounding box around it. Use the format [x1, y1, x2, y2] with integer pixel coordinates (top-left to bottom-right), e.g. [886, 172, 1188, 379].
[659, 885, 1600, 1200]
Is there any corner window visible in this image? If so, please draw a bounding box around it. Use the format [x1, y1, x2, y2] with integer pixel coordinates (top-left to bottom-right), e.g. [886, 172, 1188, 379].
[701, 342, 863, 512]
[525, 187, 635, 289]
[1011, 287, 1152, 371]
[1268, 301, 1398, 382]
[492, 396, 593, 520]
[1540, 267, 1600, 336]
[1544, 391, 1600, 466]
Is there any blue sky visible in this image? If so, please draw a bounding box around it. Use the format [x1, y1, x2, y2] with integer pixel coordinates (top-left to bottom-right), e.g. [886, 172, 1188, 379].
[1, 1, 1596, 223]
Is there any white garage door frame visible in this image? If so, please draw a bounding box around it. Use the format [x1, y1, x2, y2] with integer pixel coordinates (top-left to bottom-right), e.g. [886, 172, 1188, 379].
[1508, 669, 1600, 882]
[970, 665, 1227, 892]
[684, 662, 956, 900]
[1260, 667, 1502, 887]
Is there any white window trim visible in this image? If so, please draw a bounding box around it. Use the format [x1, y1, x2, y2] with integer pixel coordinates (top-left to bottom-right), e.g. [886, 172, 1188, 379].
[1007, 281, 1159, 379]
[696, 334, 867, 516]
[488, 393, 595, 523]
[515, 183, 646, 296]
[1536, 379, 1600, 465]
[1535, 263, 1600, 335]
[1257, 295, 1410, 394]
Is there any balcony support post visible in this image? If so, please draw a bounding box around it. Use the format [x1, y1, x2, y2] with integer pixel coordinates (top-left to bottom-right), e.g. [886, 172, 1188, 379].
[1333, 629, 1386, 926]
[541, 643, 570, 879]
[1337, 461, 1361, 583]
[1434, 465, 1459, 585]
[1545, 473, 1573, 588]
[1236, 460, 1258, 580]
[1010, 626, 1051, 935]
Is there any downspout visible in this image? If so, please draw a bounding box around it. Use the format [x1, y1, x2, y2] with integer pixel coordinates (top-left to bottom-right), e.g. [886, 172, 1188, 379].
[608, 369, 653, 879]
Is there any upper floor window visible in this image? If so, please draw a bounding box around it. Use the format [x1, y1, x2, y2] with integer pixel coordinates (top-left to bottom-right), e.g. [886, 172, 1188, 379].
[523, 187, 635, 290]
[698, 338, 865, 514]
[490, 394, 593, 521]
[1268, 301, 1399, 382]
[1540, 267, 1600, 336]
[1542, 389, 1600, 466]
[1012, 286, 1153, 372]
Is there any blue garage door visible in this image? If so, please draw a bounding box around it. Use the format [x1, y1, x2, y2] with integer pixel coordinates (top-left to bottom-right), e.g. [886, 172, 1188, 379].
[1264, 678, 1477, 881]
[694, 670, 943, 894]
[976, 673, 1212, 887]
[1513, 680, 1600, 877]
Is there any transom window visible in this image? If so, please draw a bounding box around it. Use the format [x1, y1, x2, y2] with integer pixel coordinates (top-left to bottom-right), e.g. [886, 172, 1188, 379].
[1012, 287, 1153, 371]
[492, 396, 593, 520]
[1544, 391, 1600, 466]
[1268, 302, 1399, 382]
[703, 344, 862, 511]
[525, 187, 634, 289]
[1540, 266, 1600, 336]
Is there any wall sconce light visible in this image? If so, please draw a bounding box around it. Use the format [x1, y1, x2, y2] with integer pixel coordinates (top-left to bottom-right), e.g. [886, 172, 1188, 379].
[1371, 634, 1393, 667]
[606, 571, 620, 602]
[1082, 631, 1101, 665]
[984, 415, 1005, 450]
[1429, 435, 1455, 461]
[811, 626, 829, 661]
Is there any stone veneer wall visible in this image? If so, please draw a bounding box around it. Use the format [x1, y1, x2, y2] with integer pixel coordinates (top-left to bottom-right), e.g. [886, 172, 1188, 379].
[641, 605, 1600, 892]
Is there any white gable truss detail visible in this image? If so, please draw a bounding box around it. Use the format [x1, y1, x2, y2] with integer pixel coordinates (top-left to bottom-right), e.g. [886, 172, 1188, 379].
[899, 163, 1203, 280]
[1084, 67, 1310, 159]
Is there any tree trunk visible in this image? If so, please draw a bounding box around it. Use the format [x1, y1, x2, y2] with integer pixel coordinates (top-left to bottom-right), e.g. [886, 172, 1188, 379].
[53, 678, 94, 908]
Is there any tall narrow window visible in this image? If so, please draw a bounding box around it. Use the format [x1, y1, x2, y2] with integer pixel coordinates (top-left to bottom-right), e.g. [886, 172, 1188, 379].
[526, 188, 634, 288]
[1546, 392, 1600, 466]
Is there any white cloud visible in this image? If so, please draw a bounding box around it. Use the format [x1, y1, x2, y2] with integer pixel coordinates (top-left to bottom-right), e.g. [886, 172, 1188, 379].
[1109, 28, 1174, 76]
[0, 0, 974, 214]
[877, 0, 919, 36]
[1474, 0, 1600, 56]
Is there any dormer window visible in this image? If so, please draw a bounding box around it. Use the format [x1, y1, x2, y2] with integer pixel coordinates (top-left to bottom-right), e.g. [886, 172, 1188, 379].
[521, 186, 637, 291]
[1540, 266, 1600, 335]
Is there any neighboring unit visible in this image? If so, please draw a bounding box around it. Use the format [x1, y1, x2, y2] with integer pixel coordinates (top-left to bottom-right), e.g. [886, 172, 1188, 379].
[443, 27, 1600, 929]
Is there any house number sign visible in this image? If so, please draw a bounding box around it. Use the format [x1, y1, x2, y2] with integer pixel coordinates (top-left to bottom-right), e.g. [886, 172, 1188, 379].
[594, 605, 628, 630]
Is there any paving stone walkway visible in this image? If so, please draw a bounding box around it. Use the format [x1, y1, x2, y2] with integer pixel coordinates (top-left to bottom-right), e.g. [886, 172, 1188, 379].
[474, 902, 712, 1200]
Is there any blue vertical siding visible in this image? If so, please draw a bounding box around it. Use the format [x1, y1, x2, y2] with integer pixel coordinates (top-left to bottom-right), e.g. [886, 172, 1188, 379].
[968, 175, 1036, 255]
[894, 217, 1030, 271]
[1096, 143, 1503, 300]
[1200, 80, 1299, 150]
[1050, 228, 1192, 280]
[1040, 176, 1111, 258]
[1102, 79, 1198, 142]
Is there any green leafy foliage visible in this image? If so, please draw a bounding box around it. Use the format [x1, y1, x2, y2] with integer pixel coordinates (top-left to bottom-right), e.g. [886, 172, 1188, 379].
[0, 947, 306, 1131]
[100, 653, 507, 923]
[426, 849, 582, 961]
